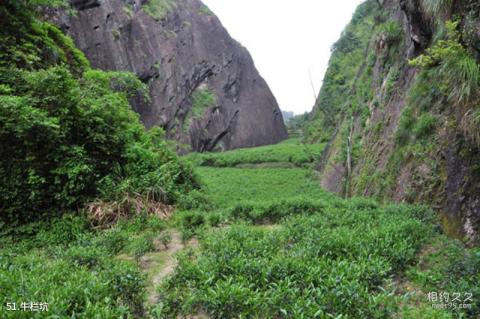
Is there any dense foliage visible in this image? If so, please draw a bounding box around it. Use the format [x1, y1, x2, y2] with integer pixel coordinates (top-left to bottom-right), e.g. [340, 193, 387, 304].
[0, 1, 198, 224]
[285, 112, 310, 138]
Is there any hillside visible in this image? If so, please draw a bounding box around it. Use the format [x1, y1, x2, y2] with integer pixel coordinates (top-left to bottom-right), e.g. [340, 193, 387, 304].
[306, 0, 480, 244]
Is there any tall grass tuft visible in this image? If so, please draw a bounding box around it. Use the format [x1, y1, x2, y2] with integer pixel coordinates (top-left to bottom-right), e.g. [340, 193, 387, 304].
[421, 0, 453, 19]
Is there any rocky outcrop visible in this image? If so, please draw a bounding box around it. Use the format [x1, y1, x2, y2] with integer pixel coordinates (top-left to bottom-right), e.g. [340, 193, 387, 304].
[48, 0, 287, 152]
[309, 0, 480, 243]
[399, 0, 432, 55]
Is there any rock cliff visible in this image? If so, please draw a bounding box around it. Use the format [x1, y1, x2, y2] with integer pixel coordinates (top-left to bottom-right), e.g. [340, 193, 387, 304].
[48, 0, 287, 152]
[307, 0, 480, 243]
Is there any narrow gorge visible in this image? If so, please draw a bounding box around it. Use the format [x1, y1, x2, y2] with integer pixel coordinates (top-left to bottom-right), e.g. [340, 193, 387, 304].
[1, 1, 479, 318]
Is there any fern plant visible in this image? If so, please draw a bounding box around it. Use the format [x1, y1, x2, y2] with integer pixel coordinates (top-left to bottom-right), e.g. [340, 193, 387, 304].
[410, 20, 480, 145]
[410, 20, 480, 106]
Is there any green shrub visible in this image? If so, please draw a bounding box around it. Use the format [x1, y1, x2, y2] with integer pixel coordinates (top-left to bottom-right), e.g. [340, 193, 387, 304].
[94, 229, 128, 254]
[146, 215, 168, 232]
[421, 0, 453, 18]
[34, 214, 89, 246]
[410, 20, 480, 106]
[198, 5, 214, 16]
[229, 198, 326, 224]
[117, 213, 161, 234]
[395, 106, 415, 146]
[206, 212, 225, 227]
[176, 189, 213, 210]
[0, 2, 199, 224]
[159, 231, 172, 249]
[378, 20, 403, 44]
[191, 88, 216, 116]
[177, 211, 206, 230]
[408, 70, 443, 112]
[64, 245, 106, 268]
[0, 2, 86, 71]
[413, 113, 437, 139]
[143, 0, 176, 20]
[108, 262, 146, 312]
[125, 232, 156, 259]
[0, 251, 145, 318]
[406, 237, 480, 317]
[183, 88, 217, 133]
[0, 66, 198, 223]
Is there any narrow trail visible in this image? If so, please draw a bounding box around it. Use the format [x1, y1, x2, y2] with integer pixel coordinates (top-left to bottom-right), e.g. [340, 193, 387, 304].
[144, 231, 184, 305]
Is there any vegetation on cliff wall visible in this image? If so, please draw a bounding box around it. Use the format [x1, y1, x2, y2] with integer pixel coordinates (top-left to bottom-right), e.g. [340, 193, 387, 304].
[304, 0, 383, 143]
[306, 0, 480, 242]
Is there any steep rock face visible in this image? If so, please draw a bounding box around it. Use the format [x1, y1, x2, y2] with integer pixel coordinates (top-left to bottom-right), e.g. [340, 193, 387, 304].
[308, 0, 480, 243]
[48, 0, 287, 152]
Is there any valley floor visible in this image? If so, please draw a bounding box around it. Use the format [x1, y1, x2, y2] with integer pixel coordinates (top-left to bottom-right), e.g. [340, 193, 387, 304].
[1, 139, 479, 318]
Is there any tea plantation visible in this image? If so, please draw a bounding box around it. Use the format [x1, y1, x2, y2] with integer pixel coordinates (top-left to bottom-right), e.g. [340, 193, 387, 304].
[1, 139, 479, 318]
[155, 139, 480, 319]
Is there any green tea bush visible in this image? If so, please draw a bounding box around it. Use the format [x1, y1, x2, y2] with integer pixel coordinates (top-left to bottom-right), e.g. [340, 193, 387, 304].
[64, 245, 106, 268]
[406, 237, 480, 317]
[125, 232, 156, 260]
[176, 211, 206, 230]
[0, 214, 93, 257]
[32, 214, 89, 247]
[157, 202, 435, 318]
[159, 231, 172, 249]
[93, 228, 128, 254]
[206, 211, 225, 227]
[186, 139, 325, 168]
[174, 210, 207, 240]
[0, 251, 145, 318]
[229, 198, 326, 224]
[195, 167, 333, 208]
[117, 214, 151, 233]
[146, 215, 168, 232]
[108, 262, 146, 312]
[176, 189, 213, 211]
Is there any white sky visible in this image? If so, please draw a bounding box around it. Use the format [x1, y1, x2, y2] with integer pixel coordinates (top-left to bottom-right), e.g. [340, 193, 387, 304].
[202, 0, 364, 114]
